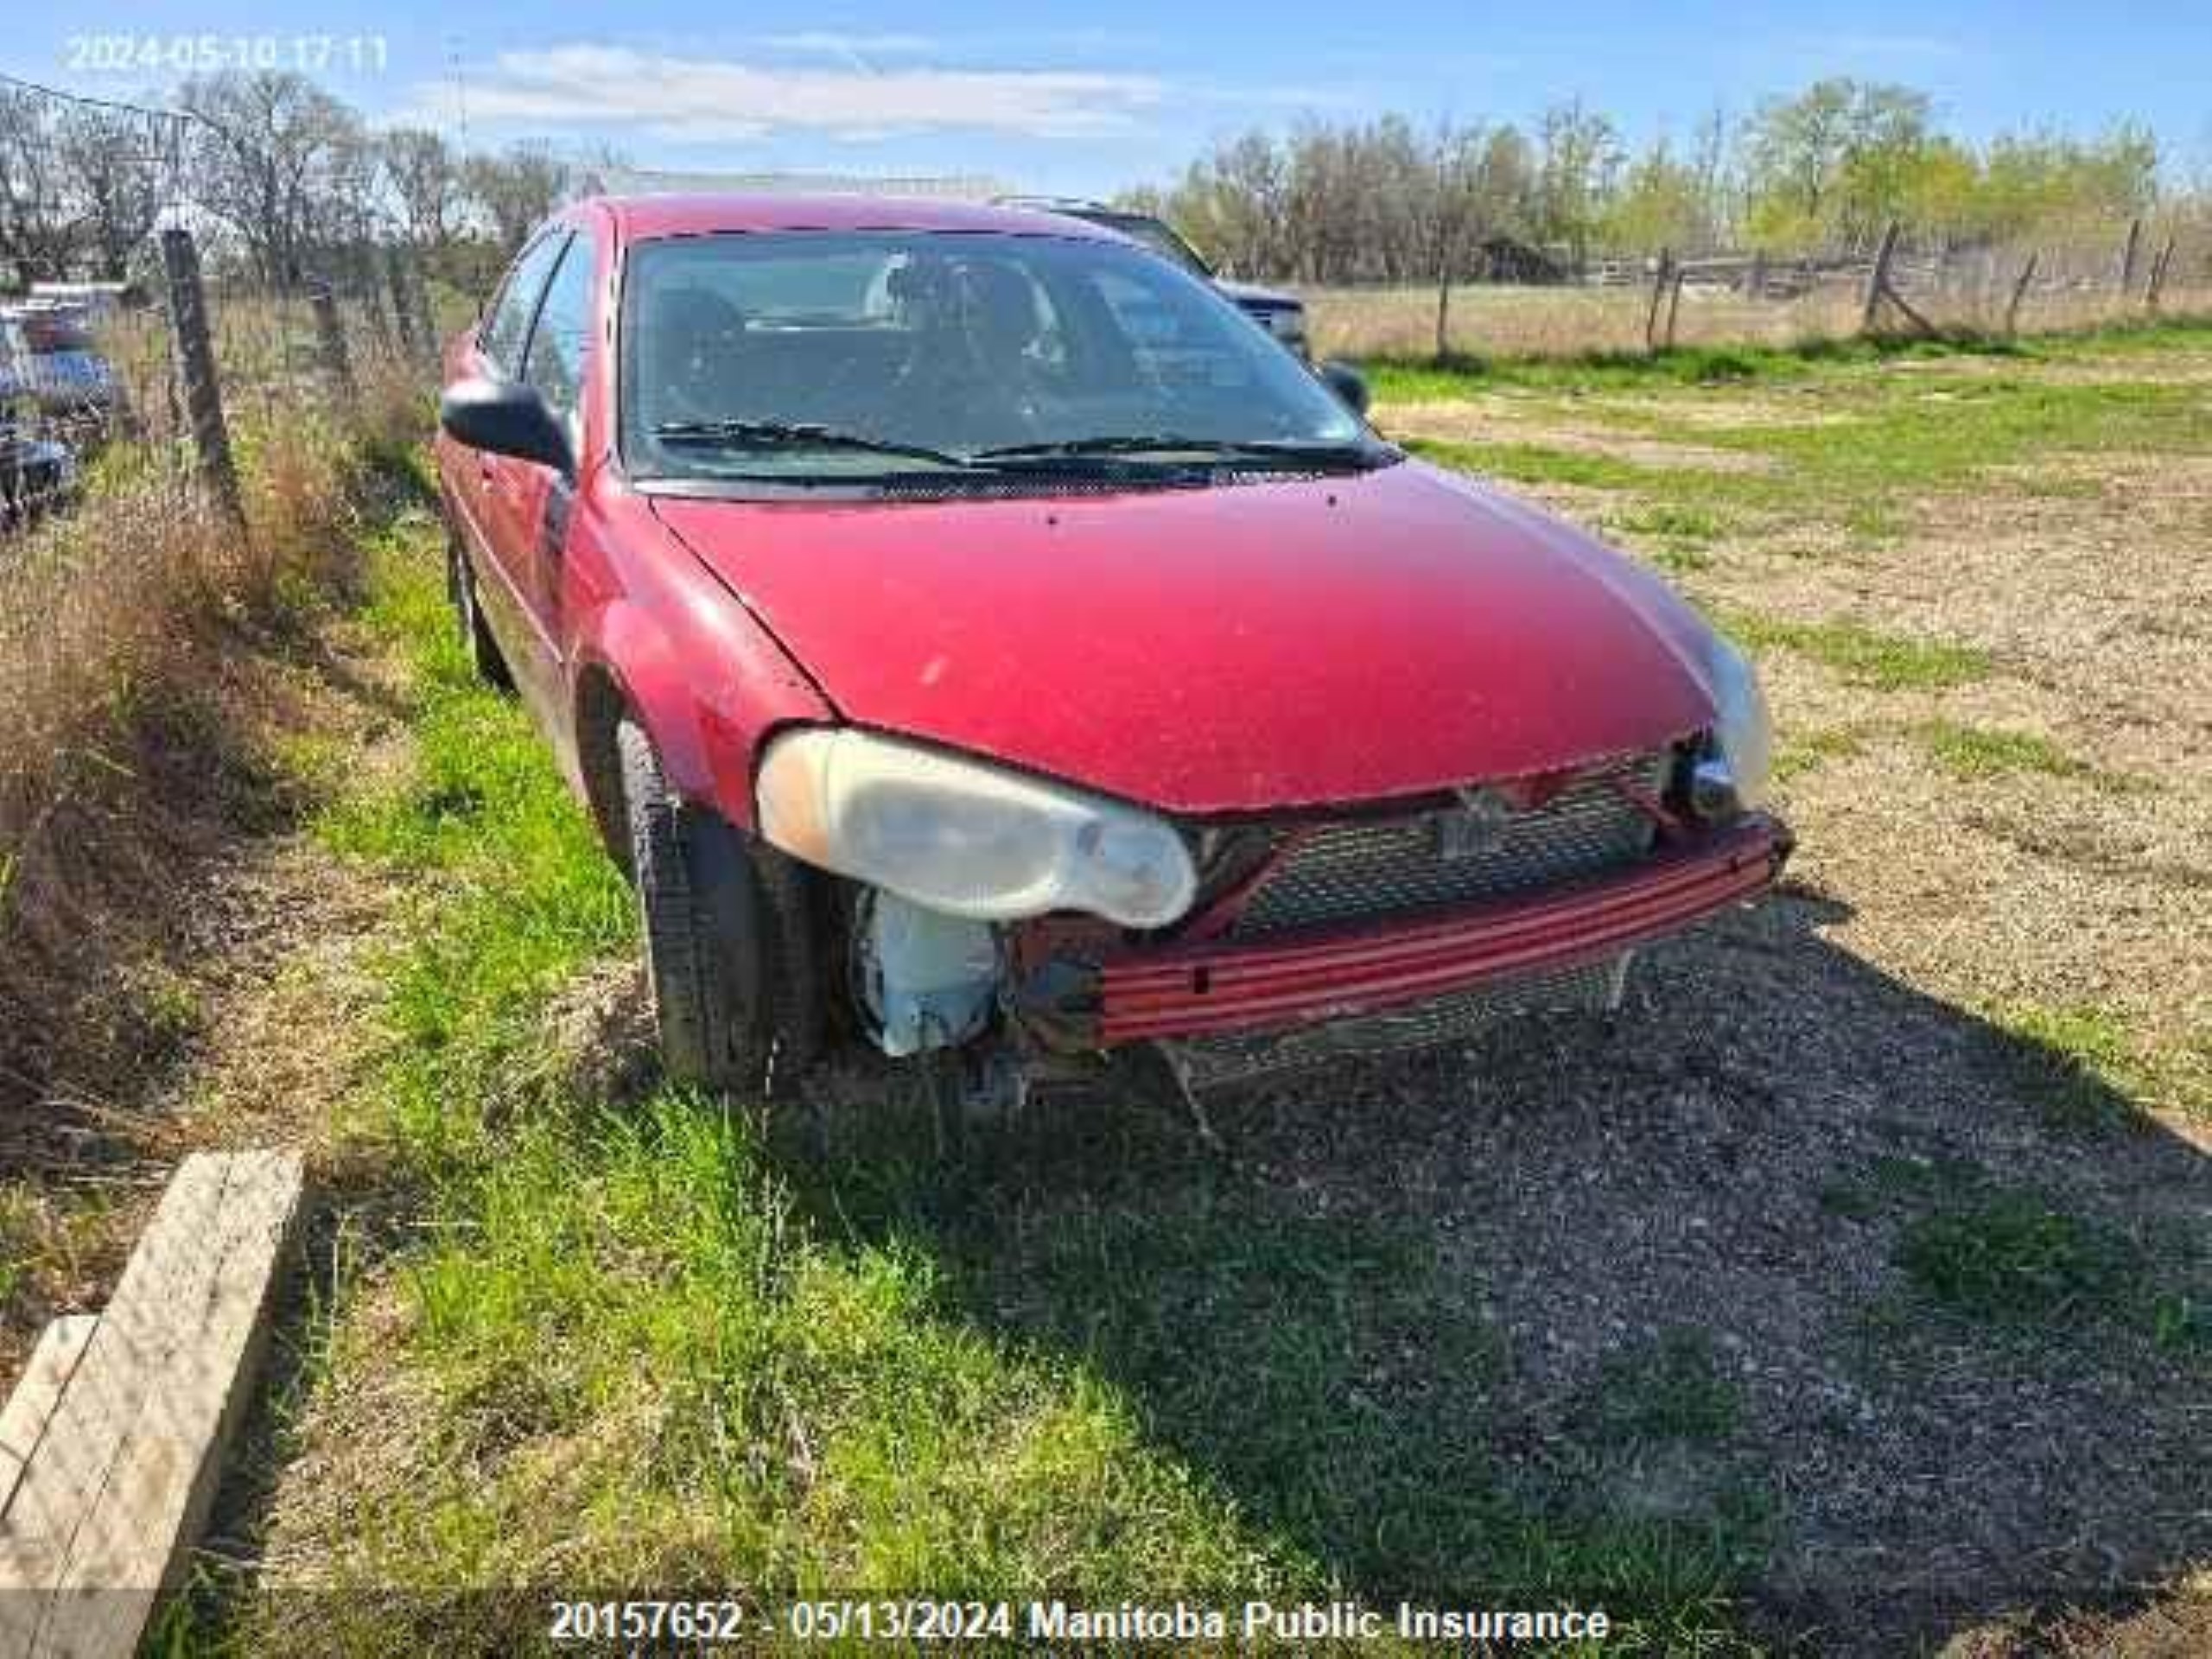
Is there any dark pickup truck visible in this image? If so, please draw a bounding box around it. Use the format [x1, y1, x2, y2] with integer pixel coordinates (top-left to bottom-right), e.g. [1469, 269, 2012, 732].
[995, 197, 1309, 357]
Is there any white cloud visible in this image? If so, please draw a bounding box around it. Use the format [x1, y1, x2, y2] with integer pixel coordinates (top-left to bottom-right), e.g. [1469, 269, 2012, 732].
[448, 43, 1166, 142]
[757, 32, 939, 60]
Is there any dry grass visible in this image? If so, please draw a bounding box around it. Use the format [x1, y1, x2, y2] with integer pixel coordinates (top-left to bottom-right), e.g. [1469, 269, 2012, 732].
[0, 354, 427, 1382]
[1306, 277, 2212, 363]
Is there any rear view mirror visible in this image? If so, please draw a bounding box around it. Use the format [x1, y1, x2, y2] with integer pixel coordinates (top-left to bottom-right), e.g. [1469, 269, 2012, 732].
[440, 377, 572, 475]
[1319, 359, 1370, 417]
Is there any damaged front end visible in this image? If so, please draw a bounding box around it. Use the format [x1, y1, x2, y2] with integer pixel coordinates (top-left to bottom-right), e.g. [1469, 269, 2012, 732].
[829, 737, 1790, 1102]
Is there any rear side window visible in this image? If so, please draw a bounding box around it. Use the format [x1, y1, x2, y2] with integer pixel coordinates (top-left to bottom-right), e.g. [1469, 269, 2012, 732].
[480, 232, 569, 375]
[524, 236, 594, 423]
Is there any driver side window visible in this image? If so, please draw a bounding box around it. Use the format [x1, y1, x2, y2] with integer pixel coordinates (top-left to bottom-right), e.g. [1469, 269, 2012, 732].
[524, 236, 595, 427]
[480, 232, 569, 377]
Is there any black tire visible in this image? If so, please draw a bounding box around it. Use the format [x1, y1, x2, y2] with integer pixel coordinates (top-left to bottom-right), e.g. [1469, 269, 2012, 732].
[618, 718, 823, 1094]
[447, 527, 513, 690]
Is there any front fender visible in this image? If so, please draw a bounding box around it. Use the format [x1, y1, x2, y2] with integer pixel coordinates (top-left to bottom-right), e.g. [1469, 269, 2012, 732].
[573, 595, 831, 830]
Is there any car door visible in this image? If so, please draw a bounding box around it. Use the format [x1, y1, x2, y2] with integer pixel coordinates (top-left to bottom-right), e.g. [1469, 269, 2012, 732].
[449, 230, 569, 711]
[513, 232, 598, 685]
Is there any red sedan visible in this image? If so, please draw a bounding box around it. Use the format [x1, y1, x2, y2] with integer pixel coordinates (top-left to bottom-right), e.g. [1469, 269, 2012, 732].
[437, 194, 1787, 1104]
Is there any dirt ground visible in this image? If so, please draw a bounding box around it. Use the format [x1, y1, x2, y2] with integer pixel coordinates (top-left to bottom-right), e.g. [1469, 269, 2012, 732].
[1363, 338, 2212, 1650]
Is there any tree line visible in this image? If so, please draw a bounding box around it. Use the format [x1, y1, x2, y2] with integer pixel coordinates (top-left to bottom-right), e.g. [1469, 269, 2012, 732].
[0, 69, 580, 292]
[2, 67, 2196, 302]
[1122, 79, 2185, 285]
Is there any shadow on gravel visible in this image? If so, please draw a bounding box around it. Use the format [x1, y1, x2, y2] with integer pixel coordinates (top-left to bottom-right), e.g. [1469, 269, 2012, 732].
[783, 885, 2211, 1655]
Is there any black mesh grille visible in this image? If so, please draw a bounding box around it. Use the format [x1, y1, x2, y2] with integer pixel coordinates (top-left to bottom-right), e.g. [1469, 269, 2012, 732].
[1232, 752, 1667, 938]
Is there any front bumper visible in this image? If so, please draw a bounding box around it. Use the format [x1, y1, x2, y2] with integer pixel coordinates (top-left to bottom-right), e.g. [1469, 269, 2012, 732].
[1084, 815, 1787, 1046]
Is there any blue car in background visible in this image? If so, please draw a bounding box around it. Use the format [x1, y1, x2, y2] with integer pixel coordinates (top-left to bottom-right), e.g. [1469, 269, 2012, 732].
[0, 303, 124, 436]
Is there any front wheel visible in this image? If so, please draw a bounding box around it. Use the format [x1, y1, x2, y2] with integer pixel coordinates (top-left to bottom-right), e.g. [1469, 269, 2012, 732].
[618, 718, 823, 1094]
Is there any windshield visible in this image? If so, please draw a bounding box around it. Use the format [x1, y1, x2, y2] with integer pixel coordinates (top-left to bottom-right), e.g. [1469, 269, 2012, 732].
[620, 231, 1370, 486]
[16, 313, 95, 353]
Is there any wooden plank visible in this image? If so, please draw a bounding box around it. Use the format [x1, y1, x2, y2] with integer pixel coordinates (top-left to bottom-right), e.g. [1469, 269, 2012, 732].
[0, 1321, 98, 1522]
[0, 1152, 304, 1659]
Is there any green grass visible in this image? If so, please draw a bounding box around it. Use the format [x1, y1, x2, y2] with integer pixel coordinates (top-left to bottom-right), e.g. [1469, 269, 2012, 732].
[1402, 435, 1692, 495]
[1386, 322, 2212, 553]
[1772, 728, 1867, 783]
[1917, 720, 2087, 781]
[1720, 612, 1993, 691]
[227, 494, 1771, 1652]
[1587, 1332, 1739, 1446]
[1362, 317, 2212, 399]
[1897, 1193, 2139, 1327]
[1981, 1001, 2212, 1128]
[1827, 1160, 2209, 1360]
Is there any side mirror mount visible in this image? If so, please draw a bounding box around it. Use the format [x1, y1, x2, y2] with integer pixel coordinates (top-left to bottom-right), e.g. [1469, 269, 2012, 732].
[1319, 359, 1370, 418]
[439, 376, 571, 475]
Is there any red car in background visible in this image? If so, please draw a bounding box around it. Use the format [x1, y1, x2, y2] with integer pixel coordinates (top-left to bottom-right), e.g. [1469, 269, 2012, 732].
[436, 195, 1787, 1106]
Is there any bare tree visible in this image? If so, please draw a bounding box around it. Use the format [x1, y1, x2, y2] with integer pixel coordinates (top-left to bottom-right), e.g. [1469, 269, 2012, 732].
[0, 87, 77, 284]
[463, 143, 569, 256]
[59, 107, 162, 280]
[178, 69, 367, 282]
[379, 126, 464, 250]
[1535, 100, 1622, 272]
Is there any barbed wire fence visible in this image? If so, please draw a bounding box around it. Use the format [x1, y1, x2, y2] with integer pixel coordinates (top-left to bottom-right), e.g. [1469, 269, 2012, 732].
[0, 69, 438, 535]
[1296, 217, 2212, 361]
[1, 73, 448, 1124]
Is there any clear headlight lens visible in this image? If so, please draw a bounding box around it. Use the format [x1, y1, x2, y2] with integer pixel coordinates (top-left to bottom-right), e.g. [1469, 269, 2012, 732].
[756, 728, 1198, 928]
[1706, 634, 1775, 809]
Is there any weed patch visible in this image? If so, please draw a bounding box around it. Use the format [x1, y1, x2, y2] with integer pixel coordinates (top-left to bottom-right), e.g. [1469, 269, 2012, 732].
[1918, 720, 2087, 781]
[1897, 1193, 2139, 1326]
[1774, 727, 1868, 782]
[1588, 1332, 1740, 1446]
[1722, 613, 1992, 690]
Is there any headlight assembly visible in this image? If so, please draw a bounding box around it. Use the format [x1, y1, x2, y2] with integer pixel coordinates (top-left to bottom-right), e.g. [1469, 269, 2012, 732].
[1703, 634, 1775, 810]
[756, 728, 1198, 928]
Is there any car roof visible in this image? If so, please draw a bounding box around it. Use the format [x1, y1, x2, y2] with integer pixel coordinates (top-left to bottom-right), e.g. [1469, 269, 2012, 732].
[593, 193, 1133, 245]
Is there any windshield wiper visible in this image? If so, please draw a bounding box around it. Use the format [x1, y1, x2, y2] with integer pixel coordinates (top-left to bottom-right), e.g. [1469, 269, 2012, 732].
[651, 419, 975, 469]
[973, 434, 1380, 467]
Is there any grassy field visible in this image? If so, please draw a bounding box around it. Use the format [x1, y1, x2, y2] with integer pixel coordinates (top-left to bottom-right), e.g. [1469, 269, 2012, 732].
[105, 324, 2212, 1654]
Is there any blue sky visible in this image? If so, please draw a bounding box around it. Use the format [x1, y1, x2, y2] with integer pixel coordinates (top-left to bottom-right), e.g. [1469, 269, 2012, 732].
[10, 3, 2205, 194]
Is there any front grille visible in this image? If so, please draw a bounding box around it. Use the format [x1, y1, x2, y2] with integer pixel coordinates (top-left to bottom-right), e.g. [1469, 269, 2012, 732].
[1231, 751, 1669, 938]
[1163, 955, 1628, 1090]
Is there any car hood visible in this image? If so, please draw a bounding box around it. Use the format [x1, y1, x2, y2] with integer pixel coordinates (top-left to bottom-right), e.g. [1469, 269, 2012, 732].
[1214, 277, 1302, 312]
[650, 461, 1720, 816]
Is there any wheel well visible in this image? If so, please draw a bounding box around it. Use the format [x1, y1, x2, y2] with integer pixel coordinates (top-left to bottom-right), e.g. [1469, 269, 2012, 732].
[575, 665, 632, 879]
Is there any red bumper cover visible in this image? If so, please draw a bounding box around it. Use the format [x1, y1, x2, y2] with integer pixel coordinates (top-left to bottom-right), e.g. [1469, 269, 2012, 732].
[1097, 817, 1786, 1046]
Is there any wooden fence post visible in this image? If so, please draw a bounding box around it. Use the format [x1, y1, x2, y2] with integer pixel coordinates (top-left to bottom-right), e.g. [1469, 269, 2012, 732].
[1663, 264, 1686, 350]
[1863, 221, 1901, 333]
[158, 228, 240, 522]
[1645, 248, 1675, 353]
[2005, 251, 2039, 336]
[2120, 218, 2144, 296]
[1861, 221, 1937, 338]
[351, 244, 395, 351]
[2146, 239, 2176, 313]
[400, 250, 438, 365]
[308, 281, 353, 396]
[385, 245, 419, 361]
